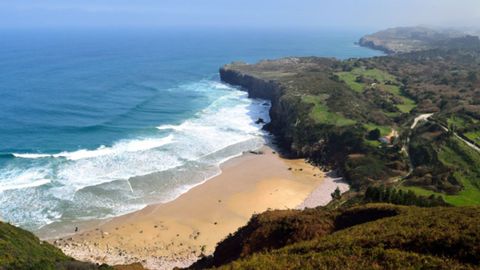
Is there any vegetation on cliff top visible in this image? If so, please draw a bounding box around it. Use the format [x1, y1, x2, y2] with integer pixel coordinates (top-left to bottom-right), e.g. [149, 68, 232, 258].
[206, 31, 480, 269]
[188, 204, 480, 269]
[220, 37, 480, 205]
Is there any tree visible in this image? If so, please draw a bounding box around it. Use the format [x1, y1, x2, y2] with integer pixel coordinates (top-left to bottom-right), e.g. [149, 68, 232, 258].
[367, 128, 381, 141]
[363, 185, 447, 207]
[331, 186, 341, 200]
[355, 75, 365, 83]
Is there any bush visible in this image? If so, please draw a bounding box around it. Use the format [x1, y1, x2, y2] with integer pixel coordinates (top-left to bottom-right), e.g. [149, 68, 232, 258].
[367, 128, 381, 140]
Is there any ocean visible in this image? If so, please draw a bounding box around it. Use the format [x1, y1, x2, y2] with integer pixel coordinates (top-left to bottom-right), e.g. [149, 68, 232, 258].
[0, 28, 382, 231]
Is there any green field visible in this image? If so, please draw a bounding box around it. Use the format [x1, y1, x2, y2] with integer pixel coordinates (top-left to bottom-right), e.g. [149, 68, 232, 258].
[380, 84, 416, 113]
[336, 67, 397, 92]
[447, 115, 470, 129]
[336, 67, 396, 88]
[336, 68, 416, 113]
[303, 95, 356, 126]
[363, 123, 392, 136]
[363, 123, 391, 148]
[385, 111, 402, 117]
[401, 182, 480, 206]
[396, 99, 416, 113]
[465, 131, 480, 144]
[335, 70, 365, 92]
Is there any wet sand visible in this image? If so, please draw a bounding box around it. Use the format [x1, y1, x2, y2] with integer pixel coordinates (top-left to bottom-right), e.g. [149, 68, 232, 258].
[51, 146, 346, 269]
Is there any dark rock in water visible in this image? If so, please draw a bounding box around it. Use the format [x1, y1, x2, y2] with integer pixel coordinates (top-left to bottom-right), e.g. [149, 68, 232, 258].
[255, 118, 265, 124]
[262, 102, 270, 106]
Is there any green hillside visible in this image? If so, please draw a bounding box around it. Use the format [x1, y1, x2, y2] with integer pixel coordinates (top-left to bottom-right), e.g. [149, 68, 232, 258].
[189, 204, 480, 270]
[0, 221, 113, 270]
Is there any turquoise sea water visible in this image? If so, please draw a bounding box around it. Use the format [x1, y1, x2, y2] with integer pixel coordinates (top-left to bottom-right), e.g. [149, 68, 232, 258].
[0, 28, 382, 230]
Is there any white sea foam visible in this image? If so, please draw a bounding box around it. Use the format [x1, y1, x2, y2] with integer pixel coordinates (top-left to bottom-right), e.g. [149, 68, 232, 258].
[0, 80, 271, 230]
[0, 179, 51, 192]
[156, 124, 183, 131]
[0, 168, 51, 192]
[13, 135, 175, 161]
[12, 153, 51, 159]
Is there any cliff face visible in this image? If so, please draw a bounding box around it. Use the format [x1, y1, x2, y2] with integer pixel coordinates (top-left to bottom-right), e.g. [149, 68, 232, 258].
[220, 67, 299, 154]
[218, 58, 397, 173]
[358, 36, 396, 54]
[219, 57, 380, 168]
[219, 67, 281, 100]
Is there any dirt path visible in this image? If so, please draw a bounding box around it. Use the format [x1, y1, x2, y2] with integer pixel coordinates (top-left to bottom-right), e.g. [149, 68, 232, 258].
[410, 113, 434, 129]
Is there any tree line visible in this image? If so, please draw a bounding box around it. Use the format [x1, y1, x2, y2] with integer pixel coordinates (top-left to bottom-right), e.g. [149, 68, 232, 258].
[364, 185, 448, 207]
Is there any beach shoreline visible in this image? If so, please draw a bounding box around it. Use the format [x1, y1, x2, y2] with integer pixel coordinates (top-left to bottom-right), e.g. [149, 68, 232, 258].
[49, 144, 348, 270]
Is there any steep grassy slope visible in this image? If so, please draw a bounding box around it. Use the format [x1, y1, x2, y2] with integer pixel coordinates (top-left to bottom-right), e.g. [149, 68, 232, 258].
[0, 221, 70, 269]
[0, 221, 115, 270]
[188, 204, 480, 270]
[402, 120, 480, 206]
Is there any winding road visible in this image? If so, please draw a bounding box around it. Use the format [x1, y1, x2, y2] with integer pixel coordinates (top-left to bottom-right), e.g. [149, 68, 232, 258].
[409, 113, 480, 152]
[395, 113, 480, 183]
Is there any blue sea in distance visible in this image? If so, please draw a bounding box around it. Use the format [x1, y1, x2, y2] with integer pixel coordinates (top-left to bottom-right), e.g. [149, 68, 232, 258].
[0, 28, 382, 231]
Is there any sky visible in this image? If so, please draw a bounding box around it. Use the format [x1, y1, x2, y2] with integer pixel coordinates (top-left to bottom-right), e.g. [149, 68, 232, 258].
[0, 0, 479, 30]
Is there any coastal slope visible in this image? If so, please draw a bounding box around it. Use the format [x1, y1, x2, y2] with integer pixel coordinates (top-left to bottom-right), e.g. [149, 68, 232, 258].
[220, 38, 480, 206]
[0, 221, 112, 269]
[188, 204, 480, 269]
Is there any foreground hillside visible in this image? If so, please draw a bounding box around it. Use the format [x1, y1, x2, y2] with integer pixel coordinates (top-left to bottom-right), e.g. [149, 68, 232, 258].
[0, 221, 107, 269]
[0, 221, 146, 269]
[189, 204, 480, 269]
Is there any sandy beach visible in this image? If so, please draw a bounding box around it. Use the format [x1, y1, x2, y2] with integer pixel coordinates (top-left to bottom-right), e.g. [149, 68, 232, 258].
[51, 146, 348, 269]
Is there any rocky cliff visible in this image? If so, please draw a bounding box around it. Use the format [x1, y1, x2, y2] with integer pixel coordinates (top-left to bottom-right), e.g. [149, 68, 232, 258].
[218, 57, 407, 183]
[220, 64, 301, 155]
[219, 66, 282, 100]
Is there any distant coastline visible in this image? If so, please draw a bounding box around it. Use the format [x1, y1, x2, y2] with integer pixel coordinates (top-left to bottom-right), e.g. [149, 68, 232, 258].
[358, 26, 480, 54]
